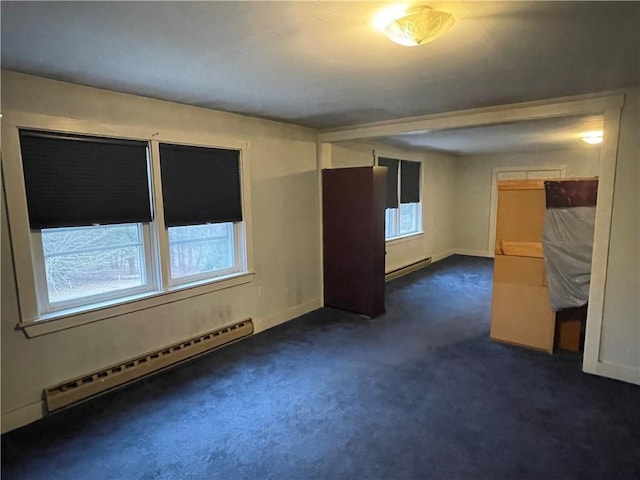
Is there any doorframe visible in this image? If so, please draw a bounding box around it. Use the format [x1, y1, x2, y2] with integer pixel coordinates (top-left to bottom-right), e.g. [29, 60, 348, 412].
[487, 165, 567, 257]
[582, 105, 624, 377]
[319, 92, 626, 382]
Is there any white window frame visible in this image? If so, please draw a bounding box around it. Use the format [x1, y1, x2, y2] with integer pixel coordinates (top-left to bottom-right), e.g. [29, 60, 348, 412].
[32, 223, 157, 315]
[1, 112, 254, 337]
[376, 154, 423, 241]
[150, 140, 251, 291]
[167, 221, 246, 287]
[385, 202, 421, 240]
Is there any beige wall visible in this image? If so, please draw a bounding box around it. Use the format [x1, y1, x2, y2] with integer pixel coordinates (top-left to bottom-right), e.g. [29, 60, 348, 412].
[2, 71, 637, 433]
[1, 71, 322, 431]
[599, 87, 639, 373]
[453, 148, 601, 255]
[330, 140, 457, 271]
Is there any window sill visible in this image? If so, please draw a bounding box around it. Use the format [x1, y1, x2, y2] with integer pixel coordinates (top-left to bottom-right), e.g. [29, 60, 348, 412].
[385, 231, 424, 246]
[18, 272, 255, 338]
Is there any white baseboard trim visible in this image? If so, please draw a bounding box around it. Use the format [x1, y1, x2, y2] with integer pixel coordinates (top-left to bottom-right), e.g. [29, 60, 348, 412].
[385, 257, 432, 281]
[431, 249, 455, 263]
[2, 401, 45, 434]
[1, 299, 321, 434]
[403, 248, 494, 265]
[587, 360, 640, 385]
[253, 298, 322, 334]
[453, 249, 494, 258]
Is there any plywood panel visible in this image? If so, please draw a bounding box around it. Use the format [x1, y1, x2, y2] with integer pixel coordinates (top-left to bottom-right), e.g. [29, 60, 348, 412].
[490, 282, 555, 353]
[555, 305, 588, 352]
[493, 255, 546, 287]
[497, 179, 545, 190]
[495, 188, 546, 244]
[497, 241, 543, 258]
[557, 320, 582, 352]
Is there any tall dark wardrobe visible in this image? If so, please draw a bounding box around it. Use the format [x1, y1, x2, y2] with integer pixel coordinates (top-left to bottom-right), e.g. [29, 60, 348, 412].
[322, 166, 387, 318]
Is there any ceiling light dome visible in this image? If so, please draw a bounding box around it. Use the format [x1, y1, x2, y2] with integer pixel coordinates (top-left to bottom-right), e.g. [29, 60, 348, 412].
[382, 5, 455, 47]
[581, 131, 603, 145]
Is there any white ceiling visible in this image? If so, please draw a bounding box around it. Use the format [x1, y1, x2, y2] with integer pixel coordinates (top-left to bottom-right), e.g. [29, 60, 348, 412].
[1, 1, 638, 154]
[376, 114, 605, 155]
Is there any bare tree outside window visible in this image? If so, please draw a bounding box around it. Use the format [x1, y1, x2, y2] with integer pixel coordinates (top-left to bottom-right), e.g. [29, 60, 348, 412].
[40, 222, 238, 304]
[42, 224, 145, 303]
[168, 223, 235, 280]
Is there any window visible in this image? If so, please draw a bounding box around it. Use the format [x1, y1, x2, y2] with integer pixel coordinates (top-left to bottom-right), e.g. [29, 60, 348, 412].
[159, 143, 246, 286]
[19, 130, 155, 313]
[168, 223, 240, 282]
[15, 129, 248, 321]
[38, 224, 152, 310]
[378, 157, 422, 240]
[385, 203, 420, 239]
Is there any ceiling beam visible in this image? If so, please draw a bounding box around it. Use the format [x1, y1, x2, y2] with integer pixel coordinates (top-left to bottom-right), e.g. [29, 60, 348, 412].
[319, 92, 624, 142]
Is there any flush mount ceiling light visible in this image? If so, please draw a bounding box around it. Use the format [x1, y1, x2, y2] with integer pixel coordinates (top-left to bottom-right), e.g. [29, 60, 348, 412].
[581, 130, 604, 144]
[374, 4, 455, 47]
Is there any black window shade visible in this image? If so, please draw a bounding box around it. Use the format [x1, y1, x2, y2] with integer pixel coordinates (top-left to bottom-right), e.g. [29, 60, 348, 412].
[377, 157, 399, 208]
[400, 160, 421, 204]
[159, 143, 242, 227]
[19, 130, 152, 229]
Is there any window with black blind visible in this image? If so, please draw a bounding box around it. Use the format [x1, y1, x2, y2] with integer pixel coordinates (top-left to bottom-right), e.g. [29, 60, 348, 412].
[18, 130, 155, 310]
[378, 156, 422, 240]
[15, 130, 249, 315]
[159, 143, 245, 284]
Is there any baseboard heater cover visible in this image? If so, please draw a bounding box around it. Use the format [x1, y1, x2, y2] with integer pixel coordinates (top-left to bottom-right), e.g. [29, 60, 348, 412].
[44, 319, 253, 412]
[385, 257, 432, 282]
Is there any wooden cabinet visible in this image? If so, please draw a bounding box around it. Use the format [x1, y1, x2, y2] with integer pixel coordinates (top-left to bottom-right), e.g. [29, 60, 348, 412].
[322, 167, 387, 318]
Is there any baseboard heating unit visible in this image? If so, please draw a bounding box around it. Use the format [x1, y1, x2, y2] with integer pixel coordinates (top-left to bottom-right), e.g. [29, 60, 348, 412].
[385, 257, 432, 282]
[44, 319, 253, 412]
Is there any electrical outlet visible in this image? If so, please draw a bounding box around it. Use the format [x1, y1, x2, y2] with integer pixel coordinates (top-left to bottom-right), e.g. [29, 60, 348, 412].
[258, 286, 263, 297]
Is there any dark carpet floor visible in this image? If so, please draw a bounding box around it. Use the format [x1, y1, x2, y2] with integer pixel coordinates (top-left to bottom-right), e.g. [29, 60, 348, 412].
[2, 255, 639, 480]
